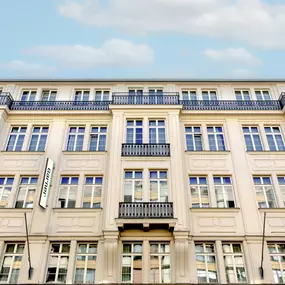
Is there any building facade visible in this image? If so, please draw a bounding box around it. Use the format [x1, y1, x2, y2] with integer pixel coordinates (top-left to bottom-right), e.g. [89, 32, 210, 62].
[0, 79, 285, 284]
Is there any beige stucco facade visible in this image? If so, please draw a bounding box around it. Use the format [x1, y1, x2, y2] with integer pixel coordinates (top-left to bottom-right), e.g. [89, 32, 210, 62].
[0, 79, 285, 284]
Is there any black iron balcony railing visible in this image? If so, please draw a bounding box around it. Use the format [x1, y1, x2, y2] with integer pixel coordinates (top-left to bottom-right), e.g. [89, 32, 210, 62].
[122, 143, 170, 156]
[0, 93, 13, 108]
[112, 92, 179, 104]
[119, 202, 173, 219]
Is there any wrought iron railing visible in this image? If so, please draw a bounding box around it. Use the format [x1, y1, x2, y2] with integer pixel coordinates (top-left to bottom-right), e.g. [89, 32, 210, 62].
[122, 143, 170, 156]
[119, 202, 173, 218]
[280, 93, 285, 109]
[0, 93, 13, 108]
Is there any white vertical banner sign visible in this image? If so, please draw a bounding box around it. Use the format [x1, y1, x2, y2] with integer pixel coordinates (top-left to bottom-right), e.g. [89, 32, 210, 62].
[39, 158, 54, 209]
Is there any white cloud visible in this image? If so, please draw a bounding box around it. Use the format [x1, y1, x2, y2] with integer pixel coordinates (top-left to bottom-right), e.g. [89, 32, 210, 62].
[232, 68, 255, 78]
[204, 48, 261, 65]
[0, 60, 56, 76]
[58, 0, 285, 49]
[26, 39, 154, 68]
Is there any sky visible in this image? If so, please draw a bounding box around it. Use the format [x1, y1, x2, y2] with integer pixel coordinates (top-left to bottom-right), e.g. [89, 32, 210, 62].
[1, 0, 285, 79]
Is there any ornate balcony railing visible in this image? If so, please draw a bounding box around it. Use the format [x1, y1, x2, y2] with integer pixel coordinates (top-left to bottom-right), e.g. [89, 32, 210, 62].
[122, 143, 170, 156]
[119, 202, 173, 219]
[112, 92, 179, 104]
[0, 93, 13, 108]
[280, 93, 285, 109]
[181, 100, 281, 110]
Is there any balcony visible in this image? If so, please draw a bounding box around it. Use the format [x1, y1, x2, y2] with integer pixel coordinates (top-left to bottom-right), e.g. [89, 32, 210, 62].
[117, 202, 175, 231]
[112, 92, 179, 105]
[122, 143, 170, 157]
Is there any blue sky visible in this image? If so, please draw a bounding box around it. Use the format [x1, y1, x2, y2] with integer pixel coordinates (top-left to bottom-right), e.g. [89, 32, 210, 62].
[1, 0, 285, 79]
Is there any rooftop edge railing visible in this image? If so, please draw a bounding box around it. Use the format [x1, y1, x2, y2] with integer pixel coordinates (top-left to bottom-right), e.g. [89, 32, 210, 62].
[1, 92, 285, 111]
[119, 202, 174, 219]
[122, 143, 170, 156]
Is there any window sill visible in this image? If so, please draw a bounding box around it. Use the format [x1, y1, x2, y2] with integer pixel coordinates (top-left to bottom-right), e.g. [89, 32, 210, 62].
[1, 151, 45, 154]
[62, 150, 107, 155]
[0, 208, 33, 213]
[259, 208, 285, 213]
[247, 151, 285, 154]
[185, 150, 230, 155]
[53, 208, 102, 213]
[190, 207, 240, 212]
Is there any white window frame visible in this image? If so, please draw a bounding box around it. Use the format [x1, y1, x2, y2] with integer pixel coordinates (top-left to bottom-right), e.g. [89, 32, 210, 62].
[66, 126, 85, 151]
[20, 90, 37, 101]
[15, 176, 38, 208]
[74, 243, 97, 284]
[57, 176, 79, 208]
[242, 126, 263, 151]
[5, 126, 27, 151]
[234, 90, 251, 100]
[0, 243, 25, 284]
[89, 126, 107, 151]
[185, 126, 203, 151]
[74, 90, 90, 101]
[28, 126, 49, 151]
[181, 90, 197, 100]
[128, 88, 143, 95]
[83, 176, 103, 208]
[214, 176, 235, 208]
[277, 176, 285, 207]
[95, 90, 110, 101]
[124, 171, 143, 202]
[148, 88, 163, 94]
[149, 170, 168, 202]
[126, 120, 143, 144]
[0, 177, 14, 208]
[268, 243, 285, 284]
[207, 126, 226, 151]
[255, 89, 272, 100]
[149, 120, 166, 144]
[189, 176, 209, 208]
[202, 90, 218, 101]
[41, 90, 57, 101]
[264, 126, 285, 151]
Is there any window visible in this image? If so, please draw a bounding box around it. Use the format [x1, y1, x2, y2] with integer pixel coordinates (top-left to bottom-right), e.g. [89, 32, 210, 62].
[0, 243, 25, 283]
[89, 127, 107, 151]
[149, 120, 166, 144]
[195, 243, 218, 283]
[223, 243, 247, 283]
[202, 90, 217, 101]
[150, 243, 171, 283]
[42, 90, 57, 101]
[21, 90, 36, 101]
[124, 171, 143, 202]
[150, 171, 168, 202]
[129, 89, 143, 95]
[74, 90, 89, 101]
[15, 177, 38, 208]
[235, 90, 251, 101]
[242, 127, 263, 151]
[277, 176, 285, 207]
[253, 176, 277, 208]
[149, 89, 163, 95]
[6, 126, 27, 151]
[57, 176, 78, 208]
[190, 177, 209, 208]
[0, 88, 3, 94]
[75, 243, 97, 284]
[95, 90, 109, 101]
[28, 126, 49, 151]
[83, 176, 103, 208]
[265, 127, 285, 151]
[122, 243, 143, 283]
[126, 120, 143, 144]
[46, 243, 70, 283]
[182, 90, 197, 100]
[0, 177, 14, 208]
[207, 126, 226, 151]
[185, 126, 203, 151]
[255, 90, 271, 100]
[268, 243, 285, 284]
[214, 176, 235, 208]
[66, 127, 85, 151]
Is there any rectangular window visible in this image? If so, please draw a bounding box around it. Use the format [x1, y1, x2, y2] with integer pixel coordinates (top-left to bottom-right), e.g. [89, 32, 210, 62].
[214, 176, 235, 208]
[83, 176, 103, 208]
[46, 243, 70, 283]
[122, 243, 142, 283]
[66, 126, 85, 151]
[124, 171, 143, 202]
[149, 88, 163, 95]
[265, 126, 285, 151]
[89, 127, 107, 151]
[223, 243, 247, 283]
[207, 126, 226, 151]
[150, 171, 168, 202]
[268, 243, 285, 284]
[182, 90, 197, 100]
[253, 176, 277, 208]
[28, 126, 49, 151]
[0, 243, 25, 283]
[15, 176, 38, 208]
[0, 177, 14, 208]
[74, 90, 89, 101]
[149, 120, 166, 144]
[42, 90, 57, 101]
[235, 90, 251, 101]
[6, 126, 27, 151]
[242, 126, 263, 151]
[150, 243, 171, 283]
[202, 90, 217, 101]
[129, 89, 143, 95]
[277, 176, 285, 207]
[255, 90, 271, 100]
[95, 90, 109, 101]
[57, 176, 78, 208]
[75, 243, 97, 284]
[195, 243, 218, 283]
[126, 120, 143, 144]
[21, 90, 36, 101]
[185, 126, 203, 151]
[190, 177, 209, 208]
